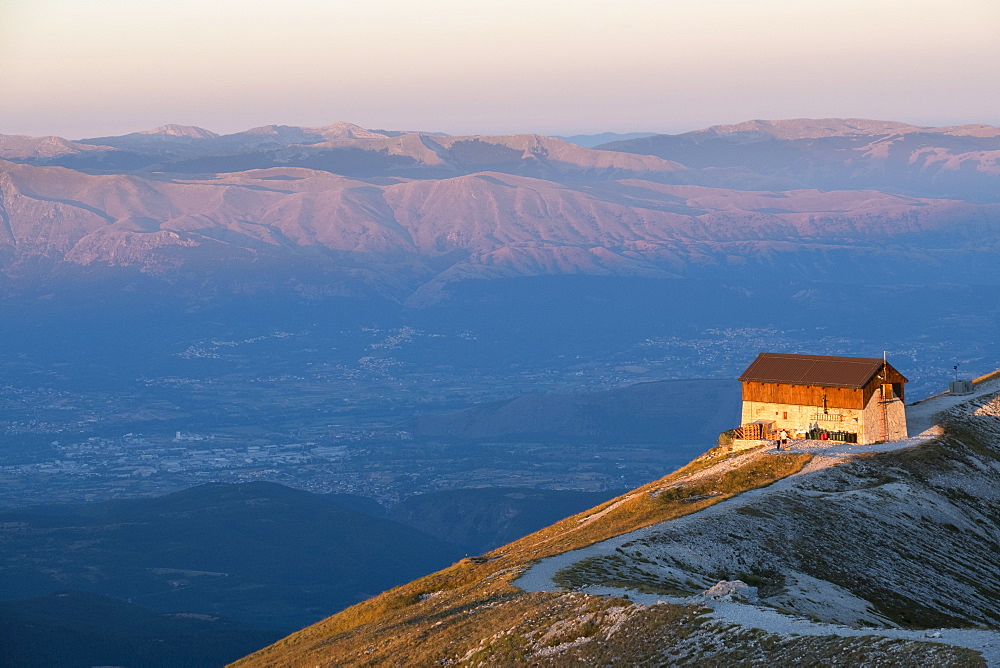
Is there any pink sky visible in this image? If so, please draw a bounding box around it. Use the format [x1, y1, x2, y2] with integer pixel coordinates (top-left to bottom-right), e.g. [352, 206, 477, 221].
[2, 0, 999, 139]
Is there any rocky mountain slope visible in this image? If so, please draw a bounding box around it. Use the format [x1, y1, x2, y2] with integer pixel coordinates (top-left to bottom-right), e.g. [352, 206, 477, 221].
[234, 381, 1000, 666]
[2, 160, 999, 298]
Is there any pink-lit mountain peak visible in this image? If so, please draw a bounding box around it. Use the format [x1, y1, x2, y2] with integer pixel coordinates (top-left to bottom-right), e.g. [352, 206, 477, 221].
[304, 122, 391, 141]
[138, 124, 219, 140]
[698, 118, 923, 140]
[0, 135, 112, 159]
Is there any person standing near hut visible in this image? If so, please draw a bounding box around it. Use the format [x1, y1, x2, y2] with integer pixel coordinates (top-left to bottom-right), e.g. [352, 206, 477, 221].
[779, 429, 788, 449]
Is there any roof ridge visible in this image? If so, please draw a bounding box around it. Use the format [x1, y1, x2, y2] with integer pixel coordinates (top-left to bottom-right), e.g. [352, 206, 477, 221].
[758, 352, 883, 363]
[739, 352, 904, 389]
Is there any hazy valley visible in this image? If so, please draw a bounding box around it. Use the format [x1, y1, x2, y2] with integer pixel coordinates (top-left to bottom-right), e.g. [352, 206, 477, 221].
[1, 117, 999, 665]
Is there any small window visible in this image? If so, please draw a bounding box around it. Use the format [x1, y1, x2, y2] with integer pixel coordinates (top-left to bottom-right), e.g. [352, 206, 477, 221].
[782, 411, 787, 420]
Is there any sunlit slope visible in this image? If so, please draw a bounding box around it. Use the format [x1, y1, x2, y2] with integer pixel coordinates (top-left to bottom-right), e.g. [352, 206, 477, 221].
[234, 389, 1000, 666]
[232, 448, 816, 666]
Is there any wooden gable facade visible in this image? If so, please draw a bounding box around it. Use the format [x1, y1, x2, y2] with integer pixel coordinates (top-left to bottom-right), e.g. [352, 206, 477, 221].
[738, 353, 908, 445]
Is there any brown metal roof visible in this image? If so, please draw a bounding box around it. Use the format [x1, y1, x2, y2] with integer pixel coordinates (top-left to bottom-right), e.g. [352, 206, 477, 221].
[739, 353, 905, 389]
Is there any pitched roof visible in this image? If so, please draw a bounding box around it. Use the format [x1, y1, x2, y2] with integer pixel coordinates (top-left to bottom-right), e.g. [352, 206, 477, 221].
[739, 353, 905, 389]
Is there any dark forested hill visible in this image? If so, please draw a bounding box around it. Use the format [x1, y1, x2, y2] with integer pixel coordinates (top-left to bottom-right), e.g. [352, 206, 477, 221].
[0, 591, 280, 668]
[0, 482, 462, 631]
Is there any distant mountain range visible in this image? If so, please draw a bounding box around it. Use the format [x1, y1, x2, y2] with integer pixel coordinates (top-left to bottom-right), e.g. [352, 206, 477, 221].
[598, 118, 1000, 202]
[2, 118, 999, 300]
[555, 131, 658, 148]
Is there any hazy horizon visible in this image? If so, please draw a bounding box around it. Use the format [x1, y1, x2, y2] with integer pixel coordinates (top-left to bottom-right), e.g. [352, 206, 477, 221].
[8, 115, 1000, 143]
[3, 0, 999, 139]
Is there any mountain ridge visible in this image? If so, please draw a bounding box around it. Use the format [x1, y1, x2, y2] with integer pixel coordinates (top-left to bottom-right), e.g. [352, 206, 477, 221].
[139, 124, 221, 139]
[3, 155, 1000, 298]
[598, 119, 1000, 202]
[4, 117, 1000, 301]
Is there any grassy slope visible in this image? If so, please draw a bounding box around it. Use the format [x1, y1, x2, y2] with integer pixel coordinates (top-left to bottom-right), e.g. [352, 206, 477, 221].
[233, 438, 988, 666]
[227, 451, 936, 666]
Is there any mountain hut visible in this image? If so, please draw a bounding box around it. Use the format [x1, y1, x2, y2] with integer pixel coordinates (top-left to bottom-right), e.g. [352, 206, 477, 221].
[738, 352, 907, 445]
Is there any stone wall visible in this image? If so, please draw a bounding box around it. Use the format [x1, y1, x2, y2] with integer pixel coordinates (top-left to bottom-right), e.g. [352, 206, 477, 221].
[730, 439, 771, 452]
[741, 400, 863, 439]
[860, 390, 908, 444]
[741, 385, 908, 444]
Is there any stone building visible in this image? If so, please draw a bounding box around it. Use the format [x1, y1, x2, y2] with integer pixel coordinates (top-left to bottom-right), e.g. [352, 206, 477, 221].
[738, 353, 908, 445]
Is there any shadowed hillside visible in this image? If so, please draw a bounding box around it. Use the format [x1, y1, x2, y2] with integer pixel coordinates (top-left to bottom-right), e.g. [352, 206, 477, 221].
[387, 487, 627, 555]
[0, 482, 462, 631]
[0, 591, 280, 668]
